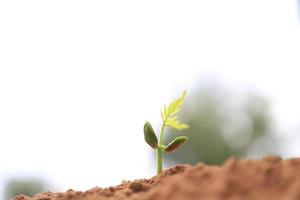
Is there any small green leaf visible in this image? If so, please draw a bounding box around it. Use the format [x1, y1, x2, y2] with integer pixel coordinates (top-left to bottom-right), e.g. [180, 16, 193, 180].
[165, 120, 189, 130]
[144, 121, 158, 149]
[164, 136, 188, 153]
[161, 90, 189, 130]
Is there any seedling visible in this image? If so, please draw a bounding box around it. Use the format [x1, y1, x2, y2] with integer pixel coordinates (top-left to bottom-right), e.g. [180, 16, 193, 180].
[144, 90, 189, 174]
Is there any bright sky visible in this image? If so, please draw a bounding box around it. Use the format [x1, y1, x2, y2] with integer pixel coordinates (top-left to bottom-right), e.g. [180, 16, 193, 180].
[1, 0, 300, 198]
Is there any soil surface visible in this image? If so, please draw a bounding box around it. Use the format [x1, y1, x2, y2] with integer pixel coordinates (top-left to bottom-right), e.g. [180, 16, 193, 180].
[14, 156, 300, 200]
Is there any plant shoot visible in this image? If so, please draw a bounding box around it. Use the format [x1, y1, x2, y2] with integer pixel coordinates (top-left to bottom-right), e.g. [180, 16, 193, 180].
[144, 91, 189, 174]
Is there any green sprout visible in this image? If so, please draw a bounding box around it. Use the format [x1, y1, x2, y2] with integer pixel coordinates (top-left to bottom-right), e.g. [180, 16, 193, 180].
[144, 90, 189, 174]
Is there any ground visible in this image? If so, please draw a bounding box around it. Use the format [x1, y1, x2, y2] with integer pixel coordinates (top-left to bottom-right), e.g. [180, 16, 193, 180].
[14, 156, 300, 200]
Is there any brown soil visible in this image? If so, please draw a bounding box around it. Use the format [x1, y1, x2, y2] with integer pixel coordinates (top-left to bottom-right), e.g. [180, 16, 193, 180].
[14, 156, 300, 200]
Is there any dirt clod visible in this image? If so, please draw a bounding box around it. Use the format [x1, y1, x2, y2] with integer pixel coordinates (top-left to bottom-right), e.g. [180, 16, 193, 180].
[129, 182, 145, 192]
[14, 156, 300, 200]
[14, 195, 29, 200]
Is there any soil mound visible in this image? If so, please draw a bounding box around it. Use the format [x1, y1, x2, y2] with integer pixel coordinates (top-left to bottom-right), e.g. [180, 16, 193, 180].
[14, 156, 300, 200]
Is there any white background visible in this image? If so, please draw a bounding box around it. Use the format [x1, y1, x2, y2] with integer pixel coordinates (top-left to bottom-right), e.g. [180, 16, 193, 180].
[1, 0, 300, 198]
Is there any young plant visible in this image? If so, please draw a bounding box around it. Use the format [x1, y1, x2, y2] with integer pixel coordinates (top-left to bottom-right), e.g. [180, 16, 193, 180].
[144, 90, 189, 174]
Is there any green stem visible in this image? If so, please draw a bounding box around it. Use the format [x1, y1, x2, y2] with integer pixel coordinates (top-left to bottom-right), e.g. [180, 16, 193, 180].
[156, 146, 162, 174]
[157, 123, 165, 174]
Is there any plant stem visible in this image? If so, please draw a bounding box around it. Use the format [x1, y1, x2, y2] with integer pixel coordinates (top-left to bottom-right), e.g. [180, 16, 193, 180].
[156, 146, 162, 174]
[157, 123, 165, 174]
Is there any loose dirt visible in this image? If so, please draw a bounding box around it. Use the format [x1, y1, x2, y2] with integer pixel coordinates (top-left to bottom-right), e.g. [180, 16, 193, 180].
[14, 156, 300, 200]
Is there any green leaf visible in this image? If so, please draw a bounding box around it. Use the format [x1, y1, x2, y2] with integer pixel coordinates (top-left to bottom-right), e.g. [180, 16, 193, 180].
[164, 136, 188, 153]
[161, 90, 189, 130]
[144, 121, 158, 149]
[165, 119, 189, 130]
